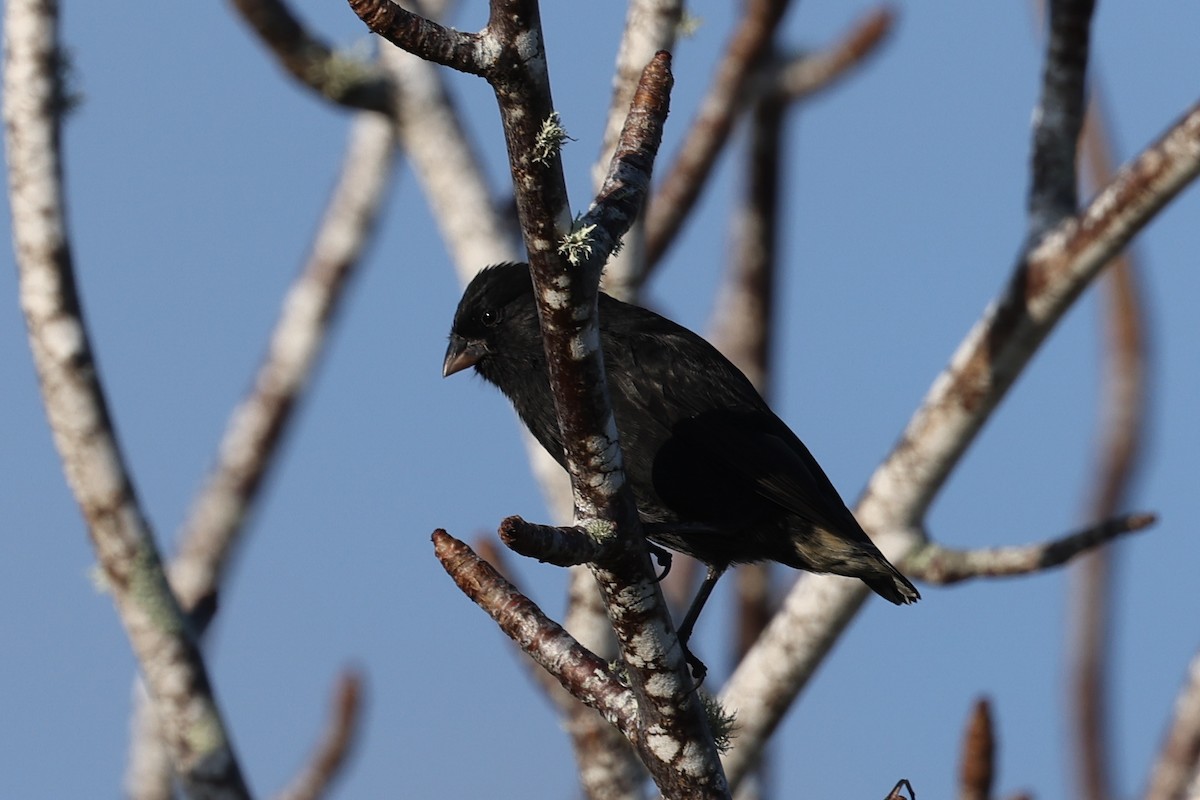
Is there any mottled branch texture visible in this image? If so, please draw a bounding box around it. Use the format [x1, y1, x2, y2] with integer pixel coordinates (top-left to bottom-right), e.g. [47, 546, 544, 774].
[433, 531, 638, 732]
[719, 98, 1200, 792]
[359, 1, 728, 792]
[3, 0, 250, 796]
[905, 513, 1154, 585]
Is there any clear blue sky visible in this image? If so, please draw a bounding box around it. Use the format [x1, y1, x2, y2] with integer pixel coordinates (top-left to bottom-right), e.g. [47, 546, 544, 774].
[2, 1, 1198, 797]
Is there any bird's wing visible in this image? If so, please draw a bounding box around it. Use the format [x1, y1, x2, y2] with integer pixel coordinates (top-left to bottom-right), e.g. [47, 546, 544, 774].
[604, 305, 860, 538]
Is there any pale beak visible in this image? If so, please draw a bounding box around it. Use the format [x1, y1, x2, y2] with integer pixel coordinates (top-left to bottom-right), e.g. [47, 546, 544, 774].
[442, 334, 486, 377]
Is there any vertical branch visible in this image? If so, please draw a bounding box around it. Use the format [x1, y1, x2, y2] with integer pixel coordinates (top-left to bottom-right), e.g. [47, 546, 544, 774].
[709, 83, 787, 800]
[1069, 88, 1149, 800]
[3, 1, 250, 796]
[349, 1, 727, 792]
[1027, 0, 1094, 242]
[593, 0, 683, 300]
[643, 0, 792, 271]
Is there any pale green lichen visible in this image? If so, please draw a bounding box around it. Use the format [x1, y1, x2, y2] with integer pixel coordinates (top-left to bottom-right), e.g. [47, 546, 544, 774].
[532, 111, 572, 165]
[700, 692, 738, 753]
[558, 221, 598, 265]
[583, 517, 618, 544]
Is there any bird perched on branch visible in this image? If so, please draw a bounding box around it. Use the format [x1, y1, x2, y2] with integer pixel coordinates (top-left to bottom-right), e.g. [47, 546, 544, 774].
[444, 262, 918, 672]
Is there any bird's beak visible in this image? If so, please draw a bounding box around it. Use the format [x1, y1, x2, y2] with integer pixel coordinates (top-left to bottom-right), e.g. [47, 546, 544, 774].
[442, 335, 486, 377]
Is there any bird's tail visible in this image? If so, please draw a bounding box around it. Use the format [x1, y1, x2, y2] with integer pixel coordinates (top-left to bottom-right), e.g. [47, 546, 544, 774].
[865, 564, 920, 605]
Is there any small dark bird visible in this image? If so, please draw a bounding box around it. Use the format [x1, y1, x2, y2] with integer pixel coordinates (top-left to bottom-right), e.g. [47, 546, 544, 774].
[444, 262, 918, 669]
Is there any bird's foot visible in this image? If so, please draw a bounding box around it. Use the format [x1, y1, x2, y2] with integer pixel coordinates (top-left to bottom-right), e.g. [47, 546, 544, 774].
[682, 642, 708, 689]
[646, 543, 673, 582]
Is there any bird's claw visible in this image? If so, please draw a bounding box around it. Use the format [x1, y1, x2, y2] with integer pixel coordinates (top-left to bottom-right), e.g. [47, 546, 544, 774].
[647, 543, 673, 582]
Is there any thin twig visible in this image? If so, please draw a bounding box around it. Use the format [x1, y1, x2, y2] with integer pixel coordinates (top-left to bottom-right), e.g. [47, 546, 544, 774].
[719, 98, 1200, 791]
[770, 6, 895, 102]
[4, 2, 250, 796]
[905, 513, 1154, 585]
[230, 0, 396, 110]
[275, 671, 365, 800]
[643, 0, 792, 270]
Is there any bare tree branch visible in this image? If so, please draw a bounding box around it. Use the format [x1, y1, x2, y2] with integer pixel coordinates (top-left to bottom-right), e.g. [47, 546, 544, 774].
[171, 111, 397, 614]
[720, 98, 1200, 790]
[770, 6, 895, 103]
[644, 0, 792, 270]
[905, 513, 1154, 585]
[275, 671, 365, 800]
[479, 537, 648, 800]
[593, 0, 683, 300]
[121, 110, 397, 799]
[347, 0, 486, 76]
[1069, 81, 1150, 800]
[230, 0, 396, 111]
[3, 1, 250, 795]
[959, 698, 996, 800]
[1027, 0, 1094, 242]
[1144, 651, 1200, 800]
[499, 516, 606, 566]
[378, 42, 522, 279]
[371, 1, 724, 790]
[433, 531, 638, 729]
[709, 76, 787, 800]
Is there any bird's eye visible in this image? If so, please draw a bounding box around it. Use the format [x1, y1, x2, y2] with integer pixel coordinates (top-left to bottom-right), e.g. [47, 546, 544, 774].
[480, 308, 500, 327]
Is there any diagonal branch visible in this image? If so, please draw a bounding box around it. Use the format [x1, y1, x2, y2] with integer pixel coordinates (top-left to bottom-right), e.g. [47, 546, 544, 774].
[171, 111, 398, 615]
[720, 98, 1200, 790]
[230, 0, 396, 111]
[643, 0, 792, 270]
[905, 513, 1155, 585]
[3, 1, 250, 796]
[348, 0, 487, 76]
[769, 6, 895, 102]
[1144, 651, 1200, 800]
[275, 670, 366, 800]
[433, 531, 639, 731]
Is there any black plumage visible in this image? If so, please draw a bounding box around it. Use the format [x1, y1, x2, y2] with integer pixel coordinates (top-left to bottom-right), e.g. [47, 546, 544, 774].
[444, 262, 918, 654]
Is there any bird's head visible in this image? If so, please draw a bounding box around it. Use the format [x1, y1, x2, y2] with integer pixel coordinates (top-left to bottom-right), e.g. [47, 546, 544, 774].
[443, 262, 540, 379]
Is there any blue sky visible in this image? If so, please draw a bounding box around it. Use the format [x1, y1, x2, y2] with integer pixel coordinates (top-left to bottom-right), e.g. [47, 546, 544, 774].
[2, 1, 1198, 797]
